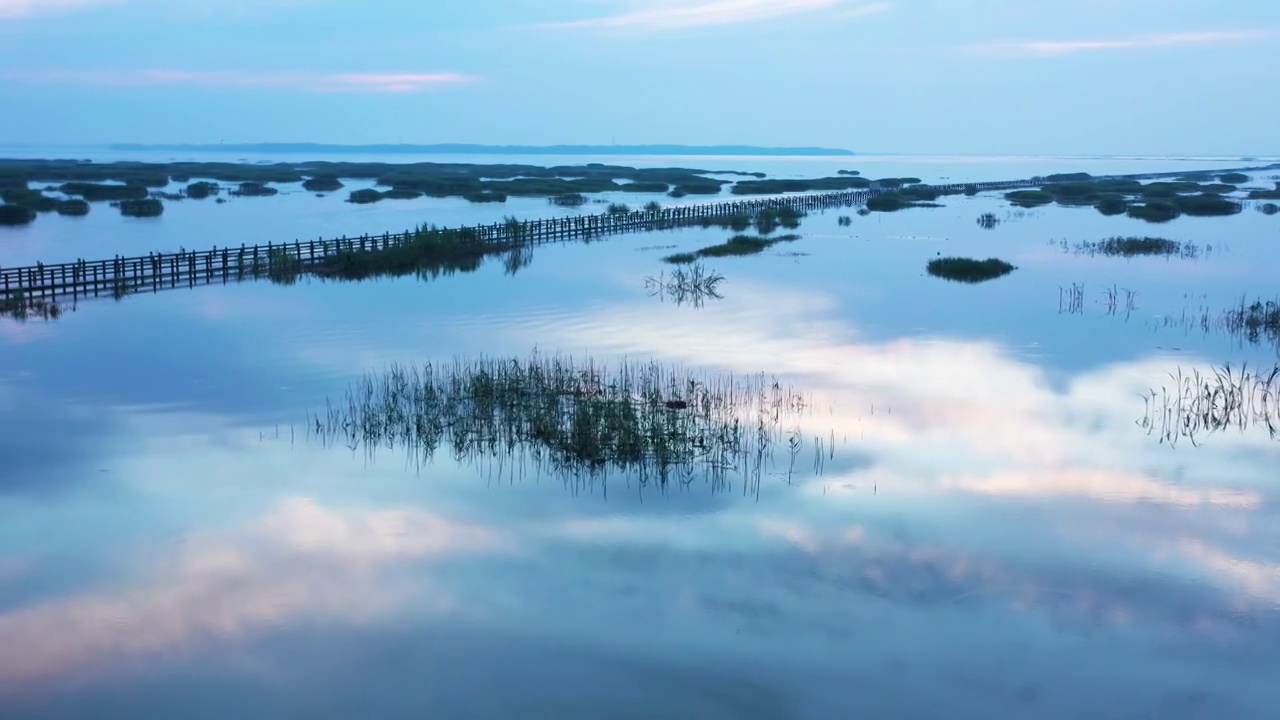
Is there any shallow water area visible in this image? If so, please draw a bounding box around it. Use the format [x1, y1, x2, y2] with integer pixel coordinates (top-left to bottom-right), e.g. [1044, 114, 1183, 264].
[2, 154, 1280, 719]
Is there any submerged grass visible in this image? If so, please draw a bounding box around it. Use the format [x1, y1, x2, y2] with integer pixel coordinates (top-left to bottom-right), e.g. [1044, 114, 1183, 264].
[1076, 236, 1181, 257]
[308, 353, 834, 492]
[645, 263, 725, 307]
[926, 257, 1016, 283]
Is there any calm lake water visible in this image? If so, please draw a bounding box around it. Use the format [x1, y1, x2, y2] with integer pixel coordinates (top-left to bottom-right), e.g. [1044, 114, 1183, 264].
[2, 154, 1280, 719]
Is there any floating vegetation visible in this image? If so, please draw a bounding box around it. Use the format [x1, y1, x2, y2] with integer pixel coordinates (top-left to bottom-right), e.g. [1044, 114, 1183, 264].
[60, 182, 148, 202]
[926, 257, 1016, 284]
[1005, 190, 1054, 207]
[663, 233, 801, 263]
[1126, 201, 1181, 223]
[55, 199, 90, 216]
[645, 263, 725, 307]
[1095, 196, 1129, 216]
[837, 215, 852, 226]
[1261, 203, 1280, 215]
[185, 181, 220, 199]
[1074, 236, 1183, 257]
[231, 182, 279, 197]
[1218, 172, 1250, 184]
[976, 212, 999, 229]
[551, 193, 589, 207]
[1139, 364, 1280, 447]
[1248, 183, 1280, 200]
[0, 203, 36, 226]
[753, 206, 804, 233]
[464, 190, 507, 203]
[347, 187, 425, 204]
[302, 176, 344, 192]
[308, 353, 835, 493]
[118, 198, 164, 218]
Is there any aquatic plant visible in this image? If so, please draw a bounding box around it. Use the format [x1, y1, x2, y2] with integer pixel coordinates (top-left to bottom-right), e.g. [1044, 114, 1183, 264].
[665, 233, 801, 263]
[0, 203, 37, 225]
[118, 198, 164, 217]
[1221, 299, 1280, 345]
[963, 184, 979, 196]
[0, 291, 66, 321]
[730, 177, 869, 195]
[661, 251, 698, 264]
[1126, 202, 1181, 223]
[1005, 190, 1054, 207]
[976, 212, 999, 229]
[645, 263, 725, 307]
[551, 193, 589, 207]
[1261, 203, 1280, 215]
[1095, 196, 1129, 216]
[643, 200, 662, 212]
[837, 215, 852, 226]
[1139, 363, 1280, 447]
[1074, 236, 1182, 257]
[464, 190, 507, 203]
[1172, 194, 1241, 217]
[60, 182, 149, 202]
[621, 182, 669, 193]
[55, 199, 90, 216]
[607, 203, 631, 215]
[1218, 172, 1250, 184]
[1247, 183, 1280, 200]
[348, 188, 384, 204]
[926, 257, 1016, 283]
[308, 353, 834, 492]
[231, 182, 278, 197]
[185, 181, 220, 199]
[302, 176, 344, 192]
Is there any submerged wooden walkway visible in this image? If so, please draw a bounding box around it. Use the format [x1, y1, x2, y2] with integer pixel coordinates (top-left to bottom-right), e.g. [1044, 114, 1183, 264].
[0, 178, 1040, 304]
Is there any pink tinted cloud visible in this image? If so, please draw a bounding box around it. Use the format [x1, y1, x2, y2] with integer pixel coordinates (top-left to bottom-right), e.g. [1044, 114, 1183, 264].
[1, 68, 478, 93]
[540, 0, 884, 30]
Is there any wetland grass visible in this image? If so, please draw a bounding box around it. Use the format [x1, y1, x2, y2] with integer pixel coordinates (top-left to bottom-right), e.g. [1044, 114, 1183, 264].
[1139, 363, 1280, 447]
[185, 181, 220, 199]
[308, 353, 832, 491]
[55, 199, 90, 216]
[926, 257, 1016, 284]
[663, 233, 801, 263]
[1260, 203, 1280, 215]
[118, 198, 164, 217]
[231, 182, 279, 197]
[464, 190, 508, 203]
[0, 204, 36, 226]
[60, 182, 148, 202]
[1075, 236, 1182, 257]
[976, 213, 999, 229]
[302, 176, 344, 192]
[1248, 183, 1280, 200]
[607, 203, 631, 215]
[551, 193, 589, 207]
[645, 263, 725, 306]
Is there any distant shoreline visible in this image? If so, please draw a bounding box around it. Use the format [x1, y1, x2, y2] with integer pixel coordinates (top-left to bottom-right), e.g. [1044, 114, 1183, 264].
[106, 143, 857, 157]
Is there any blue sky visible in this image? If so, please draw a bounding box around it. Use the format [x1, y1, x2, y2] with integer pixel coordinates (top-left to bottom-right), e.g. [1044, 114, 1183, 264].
[1, 0, 1276, 155]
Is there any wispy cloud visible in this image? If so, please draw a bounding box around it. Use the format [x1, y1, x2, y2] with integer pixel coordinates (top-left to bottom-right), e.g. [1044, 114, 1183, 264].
[539, 0, 887, 31]
[0, 0, 117, 19]
[0, 69, 479, 93]
[970, 30, 1267, 57]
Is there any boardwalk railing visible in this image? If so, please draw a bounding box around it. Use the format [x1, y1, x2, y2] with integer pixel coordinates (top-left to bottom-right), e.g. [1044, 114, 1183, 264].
[0, 178, 1043, 304]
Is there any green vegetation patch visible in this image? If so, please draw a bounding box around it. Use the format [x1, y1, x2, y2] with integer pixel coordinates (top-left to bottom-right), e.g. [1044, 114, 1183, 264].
[1218, 172, 1250, 184]
[1127, 201, 1181, 223]
[55, 199, 90, 216]
[1077, 236, 1181, 257]
[231, 182, 279, 197]
[730, 177, 870, 195]
[185, 181, 220, 199]
[1248, 183, 1280, 200]
[0, 203, 37, 225]
[662, 233, 800, 263]
[60, 182, 149, 202]
[302, 176, 344, 192]
[1005, 190, 1054, 207]
[926, 257, 1016, 284]
[118, 198, 164, 217]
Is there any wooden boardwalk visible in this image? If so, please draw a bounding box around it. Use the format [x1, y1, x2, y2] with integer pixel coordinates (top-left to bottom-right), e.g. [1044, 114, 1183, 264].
[0, 178, 1039, 305]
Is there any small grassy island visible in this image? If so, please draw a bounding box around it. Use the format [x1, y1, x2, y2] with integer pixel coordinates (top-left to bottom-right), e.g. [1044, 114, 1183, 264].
[0, 203, 37, 226]
[118, 198, 164, 217]
[927, 257, 1017, 283]
[1003, 174, 1248, 220]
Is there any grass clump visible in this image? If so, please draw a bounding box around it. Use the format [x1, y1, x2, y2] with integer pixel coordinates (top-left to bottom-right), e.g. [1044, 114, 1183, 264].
[60, 182, 149, 202]
[119, 198, 164, 217]
[347, 187, 427, 204]
[976, 212, 999, 229]
[464, 190, 507, 203]
[1218, 172, 1250, 184]
[302, 176, 343, 192]
[926, 257, 1016, 284]
[607, 203, 631, 215]
[1260, 203, 1279, 215]
[1172, 194, 1241, 216]
[645, 263, 725, 306]
[1095, 196, 1130, 216]
[185, 181, 220, 199]
[231, 182, 278, 197]
[0, 203, 37, 225]
[1247, 183, 1280, 200]
[643, 200, 662, 212]
[551, 193, 589, 207]
[663, 233, 800, 263]
[1077, 236, 1181, 257]
[621, 182, 669, 193]
[1126, 201, 1181, 223]
[1005, 190, 1054, 207]
[55, 199, 90, 216]
[730, 177, 869, 195]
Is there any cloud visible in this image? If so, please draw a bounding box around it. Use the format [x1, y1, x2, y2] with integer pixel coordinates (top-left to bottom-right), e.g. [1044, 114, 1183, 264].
[539, 0, 886, 30]
[0, 69, 479, 93]
[970, 30, 1267, 57]
[0, 0, 117, 19]
[0, 497, 508, 685]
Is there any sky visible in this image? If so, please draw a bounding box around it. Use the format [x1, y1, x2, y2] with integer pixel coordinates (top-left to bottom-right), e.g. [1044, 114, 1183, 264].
[0, 0, 1277, 155]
